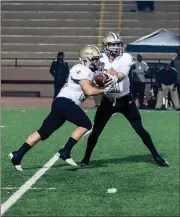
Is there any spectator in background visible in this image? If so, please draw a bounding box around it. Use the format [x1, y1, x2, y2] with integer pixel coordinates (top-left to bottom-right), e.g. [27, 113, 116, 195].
[131, 54, 149, 109]
[50, 52, 69, 99]
[136, 1, 155, 12]
[170, 47, 180, 102]
[155, 63, 180, 111]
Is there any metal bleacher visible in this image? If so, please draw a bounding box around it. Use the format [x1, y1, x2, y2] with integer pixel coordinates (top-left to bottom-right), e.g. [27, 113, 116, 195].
[1, 1, 179, 97]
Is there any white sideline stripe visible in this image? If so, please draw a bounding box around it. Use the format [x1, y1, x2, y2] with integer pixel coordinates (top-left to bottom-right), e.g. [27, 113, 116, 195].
[2, 187, 56, 190]
[1, 154, 59, 215]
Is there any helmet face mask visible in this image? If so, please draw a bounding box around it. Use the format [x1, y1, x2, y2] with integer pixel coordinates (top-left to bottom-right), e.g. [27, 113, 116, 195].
[88, 56, 101, 71]
[79, 45, 102, 71]
[107, 42, 124, 57]
[102, 32, 124, 58]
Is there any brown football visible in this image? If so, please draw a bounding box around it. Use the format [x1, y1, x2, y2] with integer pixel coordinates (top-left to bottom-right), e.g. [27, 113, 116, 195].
[94, 74, 109, 87]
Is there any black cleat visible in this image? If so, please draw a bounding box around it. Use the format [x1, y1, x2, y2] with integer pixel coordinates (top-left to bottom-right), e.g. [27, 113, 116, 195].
[56, 149, 77, 166]
[153, 155, 169, 167]
[8, 152, 23, 171]
[78, 159, 91, 168]
[78, 162, 89, 168]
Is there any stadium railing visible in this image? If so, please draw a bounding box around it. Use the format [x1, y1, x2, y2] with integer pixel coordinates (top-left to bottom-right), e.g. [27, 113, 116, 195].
[1, 57, 170, 68]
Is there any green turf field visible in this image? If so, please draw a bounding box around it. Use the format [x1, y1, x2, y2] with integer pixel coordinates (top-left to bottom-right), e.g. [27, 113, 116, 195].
[1, 108, 179, 216]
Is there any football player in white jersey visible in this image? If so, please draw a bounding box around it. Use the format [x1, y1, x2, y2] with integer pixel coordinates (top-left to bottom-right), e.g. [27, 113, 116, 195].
[8, 45, 114, 171]
[80, 32, 169, 167]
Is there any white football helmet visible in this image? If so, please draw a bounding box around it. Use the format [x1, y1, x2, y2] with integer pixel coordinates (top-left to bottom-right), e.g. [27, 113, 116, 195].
[79, 45, 102, 71]
[102, 32, 124, 58]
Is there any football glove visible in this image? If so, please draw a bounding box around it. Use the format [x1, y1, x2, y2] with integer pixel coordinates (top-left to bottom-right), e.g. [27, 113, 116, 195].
[103, 82, 114, 94]
[104, 73, 118, 87]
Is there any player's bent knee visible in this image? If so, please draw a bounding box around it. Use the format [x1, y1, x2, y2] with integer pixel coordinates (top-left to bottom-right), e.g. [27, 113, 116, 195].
[85, 120, 92, 131]
[79, 118, 92, 131]
[37, 129, 52, 141]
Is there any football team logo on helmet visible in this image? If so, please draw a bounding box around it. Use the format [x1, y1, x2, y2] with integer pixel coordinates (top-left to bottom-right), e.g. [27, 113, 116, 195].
[79, 45, 103, 71]
[102, 32, 124, 58]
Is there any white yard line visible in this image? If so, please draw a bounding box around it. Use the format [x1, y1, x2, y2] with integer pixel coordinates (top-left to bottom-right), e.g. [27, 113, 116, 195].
[1, 128, 92, 215]
[1, 153, 59, 215]
[2, 187, 56, 190]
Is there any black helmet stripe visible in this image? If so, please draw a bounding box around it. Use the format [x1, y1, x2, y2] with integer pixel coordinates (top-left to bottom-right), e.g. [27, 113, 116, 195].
[90, 45, 101, 54]
[111, 32, 117, 39]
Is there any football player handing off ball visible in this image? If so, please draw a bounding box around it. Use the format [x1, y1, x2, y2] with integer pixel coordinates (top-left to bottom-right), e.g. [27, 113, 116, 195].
[80, 32, 169, 168]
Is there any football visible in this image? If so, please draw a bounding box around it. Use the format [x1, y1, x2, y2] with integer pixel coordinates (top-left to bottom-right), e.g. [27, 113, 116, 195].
[94, 73, 109, 87]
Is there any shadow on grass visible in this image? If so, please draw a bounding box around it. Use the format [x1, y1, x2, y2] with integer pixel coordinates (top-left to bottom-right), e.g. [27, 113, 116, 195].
[90, 154, 153, 166]
[24, 154, 158, 170]
[55, 153, 154, 170]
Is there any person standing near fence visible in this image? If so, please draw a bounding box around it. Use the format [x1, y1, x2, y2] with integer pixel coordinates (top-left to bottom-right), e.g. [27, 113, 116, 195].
[50, 52, 70, 99]
[136, 1, 155, 12]
[131, 54, 149, 109]
[170, 47, 180, 102]
[155, 63, 180, 111]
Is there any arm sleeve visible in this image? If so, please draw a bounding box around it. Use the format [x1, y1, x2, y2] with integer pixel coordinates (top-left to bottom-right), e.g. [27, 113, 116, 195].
[119, 54, 134, 77]
[173, 68, 178, 87]
[144, 62, 149, 71]
[50, 62, 55, 76]
[65, 62, 70, 79]
[156, 69, 162, 87]
[170, 59, 174, 68]
[131, 64, 136, 71]
[71, 66, 92, 81]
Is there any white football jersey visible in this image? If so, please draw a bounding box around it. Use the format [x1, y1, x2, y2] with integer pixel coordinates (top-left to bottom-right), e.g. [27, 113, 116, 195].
[57, 63, 94, 105]
[100, 52, 133, 99]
